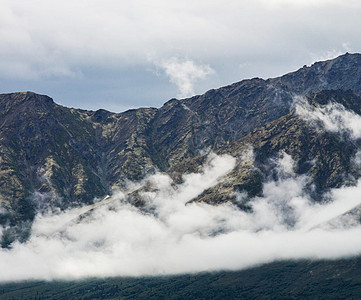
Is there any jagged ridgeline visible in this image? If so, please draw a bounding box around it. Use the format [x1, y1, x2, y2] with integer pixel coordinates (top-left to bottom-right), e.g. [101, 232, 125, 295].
[1, 53, 361, 246]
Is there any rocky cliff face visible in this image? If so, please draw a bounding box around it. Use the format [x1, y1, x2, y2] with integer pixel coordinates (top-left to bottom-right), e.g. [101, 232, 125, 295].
[1, 53, 361, 245]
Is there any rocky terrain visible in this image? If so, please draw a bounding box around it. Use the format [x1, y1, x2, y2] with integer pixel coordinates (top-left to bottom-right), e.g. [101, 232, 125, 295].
[1, 52, 361, 246]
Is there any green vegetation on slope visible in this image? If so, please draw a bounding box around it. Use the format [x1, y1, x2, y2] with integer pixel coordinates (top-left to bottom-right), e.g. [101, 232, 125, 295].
[1, 256, 361, 299]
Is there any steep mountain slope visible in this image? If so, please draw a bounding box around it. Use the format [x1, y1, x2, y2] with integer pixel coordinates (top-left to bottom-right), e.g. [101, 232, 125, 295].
[172, 90, 361, 208]
[149, 53, 361, 169]
[0, 93, 158, 244]
[271, 52, 361, 94]
[1, 53, 361, 246]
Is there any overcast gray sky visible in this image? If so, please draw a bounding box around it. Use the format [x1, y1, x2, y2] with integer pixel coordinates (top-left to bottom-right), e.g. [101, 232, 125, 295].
[1, 0, 361, 112]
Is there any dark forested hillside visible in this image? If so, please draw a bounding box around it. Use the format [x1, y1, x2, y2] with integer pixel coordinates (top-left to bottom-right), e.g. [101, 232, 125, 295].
[1, 256, 361, 299]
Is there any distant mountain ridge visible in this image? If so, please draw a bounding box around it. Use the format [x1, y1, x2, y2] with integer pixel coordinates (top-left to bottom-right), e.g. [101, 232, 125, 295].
[1, 53, 361, 246]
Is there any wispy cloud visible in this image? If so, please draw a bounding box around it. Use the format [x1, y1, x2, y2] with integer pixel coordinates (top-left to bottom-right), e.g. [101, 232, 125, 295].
[295, 96, 361, 139]
[157, 57, 215, 98]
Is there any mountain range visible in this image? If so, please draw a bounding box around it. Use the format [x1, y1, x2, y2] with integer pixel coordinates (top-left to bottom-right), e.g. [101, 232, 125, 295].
[1, 52, 361, 247]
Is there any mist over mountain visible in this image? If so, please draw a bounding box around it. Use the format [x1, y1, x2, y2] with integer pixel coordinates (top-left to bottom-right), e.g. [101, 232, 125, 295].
[1, 53, 361, 281]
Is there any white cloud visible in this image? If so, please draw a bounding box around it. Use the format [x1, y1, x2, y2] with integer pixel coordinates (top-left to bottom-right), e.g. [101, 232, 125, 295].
[0, 0, 360, 81]
[156, 57, 214, 98]
[295, 96, 361, 139]
[1, 153, 361, 281]
[1, 0, 361, 111]
[259, 0, 361, 8]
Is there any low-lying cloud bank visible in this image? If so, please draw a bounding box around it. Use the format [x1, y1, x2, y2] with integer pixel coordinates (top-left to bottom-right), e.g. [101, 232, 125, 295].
[1, 150, 361, 282]
[295, 95, 361, 139]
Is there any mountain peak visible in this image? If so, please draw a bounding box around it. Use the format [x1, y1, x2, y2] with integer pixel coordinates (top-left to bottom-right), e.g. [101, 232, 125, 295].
[2, 53, 361, 248]
[269, 52, 361, 95]
[0, 91, 54, 106]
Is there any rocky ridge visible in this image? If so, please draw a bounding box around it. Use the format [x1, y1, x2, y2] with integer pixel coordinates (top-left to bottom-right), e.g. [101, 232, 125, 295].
[1, 53, 361, 245]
